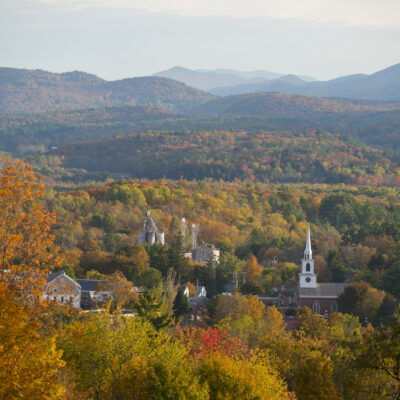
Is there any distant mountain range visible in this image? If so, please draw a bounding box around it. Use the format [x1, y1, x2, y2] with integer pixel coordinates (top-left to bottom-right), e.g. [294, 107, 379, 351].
[0, 68, 215, 114]
[155, 64, 400, 102]
[154, 66, 315, 91]
[1, 64, 399, 116]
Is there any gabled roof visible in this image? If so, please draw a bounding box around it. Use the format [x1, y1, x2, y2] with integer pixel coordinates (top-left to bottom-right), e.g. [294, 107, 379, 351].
[194, 285, 206, 296]
[46, 271, 81, 289]
[299, 283, 347, 298]
[76, 279, 104, 291]
[46, 271, 65, 283]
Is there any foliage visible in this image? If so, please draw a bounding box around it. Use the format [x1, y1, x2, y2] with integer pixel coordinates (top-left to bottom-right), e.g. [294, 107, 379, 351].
[0, 283, 65, 399]
[135, 291, 173, 330]
[0, 160, 60, 297]
[173, 288, 189, 318]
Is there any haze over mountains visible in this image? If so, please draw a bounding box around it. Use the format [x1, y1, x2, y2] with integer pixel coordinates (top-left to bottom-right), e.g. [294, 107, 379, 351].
[153, 66, 315, 91]
[0, 63, 399, 118]
[0, 62, 399, 190]
[155, 64, 400, 101]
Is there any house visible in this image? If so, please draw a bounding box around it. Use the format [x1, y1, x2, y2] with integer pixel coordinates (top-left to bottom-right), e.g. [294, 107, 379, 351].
[180, 284, 207, 299]
[44, 271, 81, 308]
[297, 226, 347, 315]
[76, 279, 112, 309]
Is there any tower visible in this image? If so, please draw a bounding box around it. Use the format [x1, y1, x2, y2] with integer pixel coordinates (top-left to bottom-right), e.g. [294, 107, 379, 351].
[299, 225, 317, 288]
[138, 210, 165, 246]
[181, 218, 186, 240]
[190, 224, 198, 250]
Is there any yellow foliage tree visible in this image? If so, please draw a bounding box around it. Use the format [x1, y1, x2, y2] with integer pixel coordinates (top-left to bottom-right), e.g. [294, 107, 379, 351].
[0, 161, 65, 399]
[0, 160, 60, 297]
[198, 351, 291, 400]
[244, 255, 263, 285]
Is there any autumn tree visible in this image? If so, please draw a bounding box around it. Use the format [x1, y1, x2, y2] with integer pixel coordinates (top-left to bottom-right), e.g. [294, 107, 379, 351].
[338, 281, 385, 324]
[244, 254, 263, 285]
[0, 160, 60, 297]
[102, 271, 138, 308]
[0, 161, 64, 398]
[0, 283, 65, 399]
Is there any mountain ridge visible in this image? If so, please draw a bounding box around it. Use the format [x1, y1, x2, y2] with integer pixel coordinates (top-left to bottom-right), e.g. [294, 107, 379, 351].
[209, 63, 400, 101]
[0, 67, 215, 114]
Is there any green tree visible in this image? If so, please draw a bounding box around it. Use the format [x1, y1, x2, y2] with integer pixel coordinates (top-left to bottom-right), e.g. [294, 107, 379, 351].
[173, 288, 189, 318]
[338, 281, 385, 325]
[327, 250, 346, 283]
[136, 291, 173, 330]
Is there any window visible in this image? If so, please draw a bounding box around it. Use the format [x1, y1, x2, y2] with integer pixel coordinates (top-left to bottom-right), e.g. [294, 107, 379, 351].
[312, 301, 320, 314]
[60, 297, 64, 303]
[306, 263, 311, 272]
[331, 301, 338, 313]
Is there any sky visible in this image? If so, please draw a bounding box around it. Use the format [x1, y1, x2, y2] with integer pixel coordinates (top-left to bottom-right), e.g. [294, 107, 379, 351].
[1, 0, 400, 81]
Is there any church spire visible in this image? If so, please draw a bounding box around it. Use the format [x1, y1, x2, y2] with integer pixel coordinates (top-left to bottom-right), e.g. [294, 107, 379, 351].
[304, 225, 312, 260]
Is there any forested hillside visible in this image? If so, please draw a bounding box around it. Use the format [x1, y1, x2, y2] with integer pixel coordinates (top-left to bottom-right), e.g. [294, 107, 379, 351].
[0, 106, 179, 152]
[0, 67, 215, 114]
[37, 129, 400, 186]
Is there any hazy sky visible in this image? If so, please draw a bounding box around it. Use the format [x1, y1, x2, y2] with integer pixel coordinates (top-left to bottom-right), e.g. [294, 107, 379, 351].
[1, 0, 400, 80]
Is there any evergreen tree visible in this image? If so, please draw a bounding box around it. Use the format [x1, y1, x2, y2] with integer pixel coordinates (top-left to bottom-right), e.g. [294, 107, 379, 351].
[173, 289, 189, 318]
[136, 291, 172, 330]
[168, 235, 191, 281]
[204, 252, 218, 298]
[327, 250, 346, 282]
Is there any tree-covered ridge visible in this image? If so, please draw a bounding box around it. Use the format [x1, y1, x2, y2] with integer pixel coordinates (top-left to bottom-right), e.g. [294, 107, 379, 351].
[187, 91, 400, 117]
[44, 129, 400, 186]
[1, 93, 400, 154]
[0, 106, 179, 152]
[0, 67, 215, 114]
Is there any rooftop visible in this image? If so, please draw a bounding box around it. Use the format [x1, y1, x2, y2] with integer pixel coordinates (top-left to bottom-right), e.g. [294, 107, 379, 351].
[299, 282, 347, 298]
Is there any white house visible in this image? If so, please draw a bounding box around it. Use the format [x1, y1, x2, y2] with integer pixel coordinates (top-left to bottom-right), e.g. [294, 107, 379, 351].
[44, 271, 81, 308]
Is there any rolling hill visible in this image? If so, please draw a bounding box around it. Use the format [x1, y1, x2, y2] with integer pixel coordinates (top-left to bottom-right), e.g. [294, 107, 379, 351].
[1, 93, 400, 153]
[42, 129, 400, 186]
[0, 67, 215, 114]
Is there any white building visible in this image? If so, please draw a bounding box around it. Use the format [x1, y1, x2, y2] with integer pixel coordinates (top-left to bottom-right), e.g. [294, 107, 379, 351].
[44, 271, 81, 308]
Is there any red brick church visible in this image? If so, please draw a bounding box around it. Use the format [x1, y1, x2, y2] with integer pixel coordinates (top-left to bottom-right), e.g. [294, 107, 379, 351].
[297, 226, 346, 315]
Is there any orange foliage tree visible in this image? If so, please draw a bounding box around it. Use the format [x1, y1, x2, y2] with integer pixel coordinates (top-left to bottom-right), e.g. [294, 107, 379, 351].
[0, 161, 64, 398]
[0, 160, 60, 297]
[244, 255, 263, 285]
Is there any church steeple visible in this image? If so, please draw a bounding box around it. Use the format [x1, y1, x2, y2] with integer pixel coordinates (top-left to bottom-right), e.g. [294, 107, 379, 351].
[299, 225, 317, 288]
[304, 225, 312, 260]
